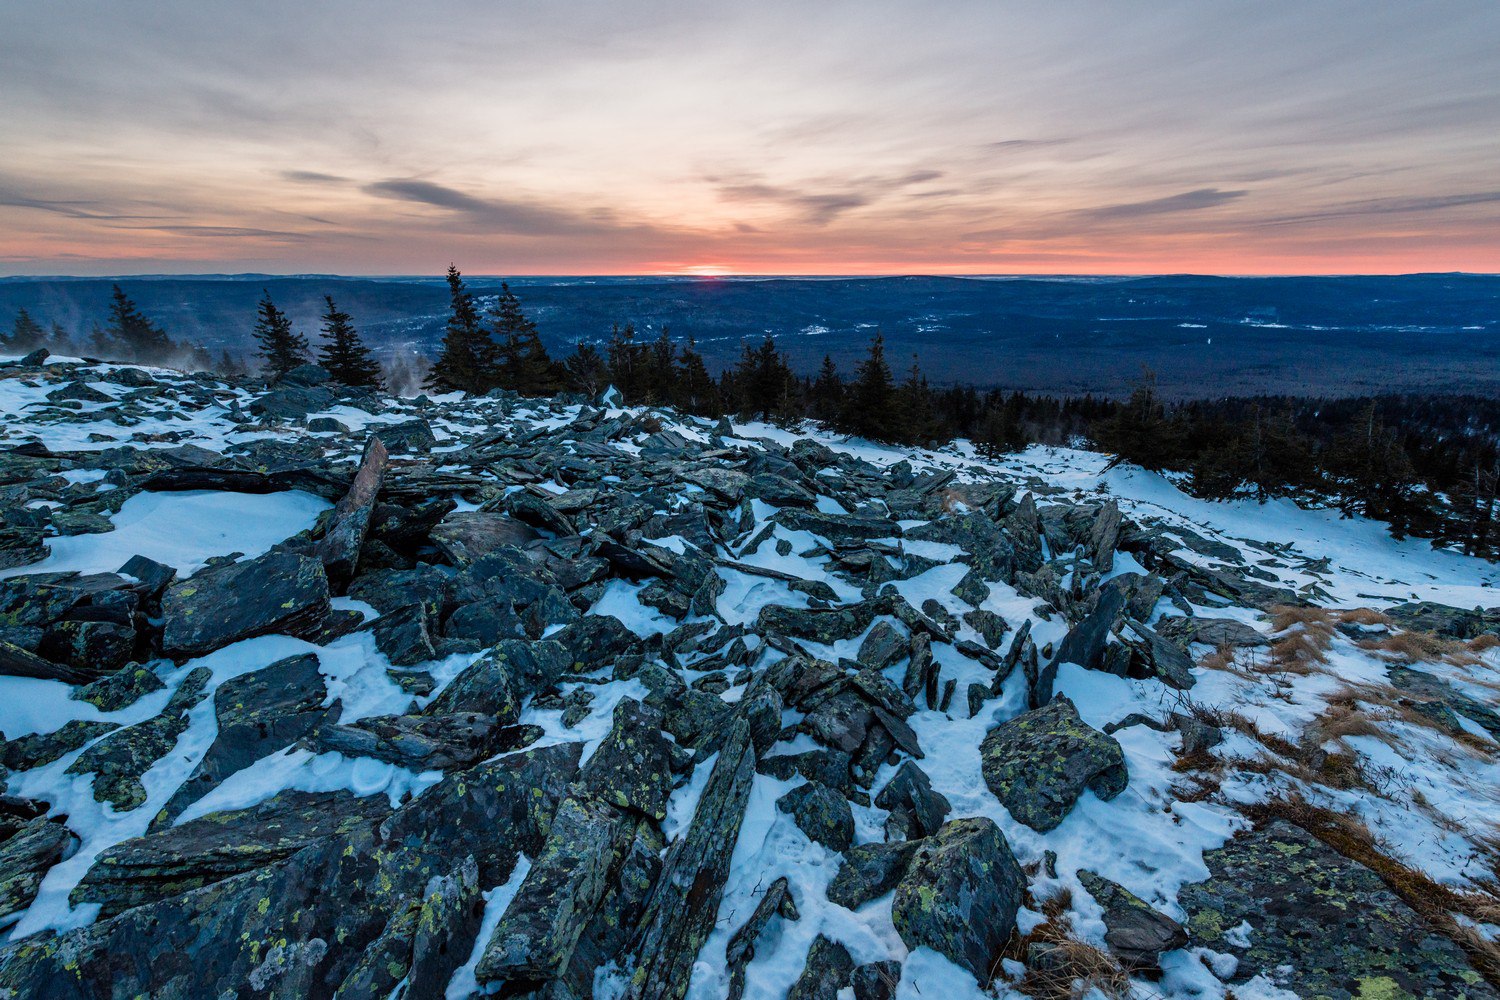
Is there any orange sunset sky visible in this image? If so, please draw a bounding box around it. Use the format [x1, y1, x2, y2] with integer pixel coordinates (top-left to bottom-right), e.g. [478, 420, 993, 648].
[3, 1, 1498, 277]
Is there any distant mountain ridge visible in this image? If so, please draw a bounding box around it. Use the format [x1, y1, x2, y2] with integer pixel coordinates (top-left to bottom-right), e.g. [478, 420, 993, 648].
[2, 273, 1497, 398]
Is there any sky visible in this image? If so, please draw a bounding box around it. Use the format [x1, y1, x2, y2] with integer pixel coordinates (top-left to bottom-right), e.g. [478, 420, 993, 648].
[2, 1, 1498, 277]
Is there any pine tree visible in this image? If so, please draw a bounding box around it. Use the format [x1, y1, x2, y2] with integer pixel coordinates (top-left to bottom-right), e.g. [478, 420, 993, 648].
[102, 285, 175, 362]
[490, 282, 556, 395]
[250, 290, 311, 379]
[426, 265, 497, 394]
[217, 349, 249, 379]
[1093, 367, 1180, 470]
[8, 309, 46, 351]
[840, 333, 898, 440]
[674, 337, 719, 414]
[897, 354, 935, 444]
[732, 336, 793, 421]
[809, 355, 844, 421]
[317, 295, 384, 389]
[563, 341, 609, 397]
[645, 329, 677, 404]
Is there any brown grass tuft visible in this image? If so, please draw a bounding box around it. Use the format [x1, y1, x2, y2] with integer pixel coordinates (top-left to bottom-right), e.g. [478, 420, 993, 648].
[1359, 630, 1484, 667]
[1337, 607, 1392, 627]
[1004, 888, 1131, 1000]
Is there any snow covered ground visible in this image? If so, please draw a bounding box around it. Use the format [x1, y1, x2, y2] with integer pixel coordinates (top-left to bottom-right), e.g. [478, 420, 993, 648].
[1, 357, 1497, 1000]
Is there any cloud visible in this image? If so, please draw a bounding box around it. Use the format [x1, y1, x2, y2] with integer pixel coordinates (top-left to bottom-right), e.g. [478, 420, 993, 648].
[362, 178, 625, 236]
[1264, 190, 1500, 226]
[281, 170, 349, 185]
[1082, 187, 1249, 220]
[715, 170, 944, 225]
[0, 187, 150, 221]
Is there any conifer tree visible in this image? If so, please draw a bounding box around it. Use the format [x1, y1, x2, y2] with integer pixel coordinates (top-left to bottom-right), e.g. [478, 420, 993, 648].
[490, 282, 556, 394]
[250, 290, 311, 379]
[563, 341, 609, 396]
[317, 295, 384, 389]
[733, 336, 792, 421]
[898, 354, 935, 443]
[674, 337, 719, 414]
[102, 285, 175, 362]
[809, 355, 844, 421]
[9, 309, 46, 351]
[426, 265, 497, 394]
[840, 333, 898, 440]
[645, 329, 677, 404]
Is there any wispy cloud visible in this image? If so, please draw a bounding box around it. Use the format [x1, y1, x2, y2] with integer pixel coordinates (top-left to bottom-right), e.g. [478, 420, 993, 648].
[1081, 188, 1249, 220]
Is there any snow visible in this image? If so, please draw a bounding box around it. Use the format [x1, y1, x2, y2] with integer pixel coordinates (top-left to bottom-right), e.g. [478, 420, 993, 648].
[0, 489, 330, 580]
[4, 361, 1498, 999]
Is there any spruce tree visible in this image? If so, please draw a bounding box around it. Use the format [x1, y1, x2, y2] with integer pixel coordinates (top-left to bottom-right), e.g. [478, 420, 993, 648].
[809, 354, 844, 421]
[490, 282, 556, 395]
[733, 336, 792, 421]
[9, 309, 46, 351]
[898, 354, 935, 444]
[840, 333, 897, 440]
[317, 295, 384, 389]
[426, 265, 497, 394]
[102, 285, 175, 362]
[251, 290, 311, 379]
[563, 341, 609, 396]
[674, 337, 719, 414]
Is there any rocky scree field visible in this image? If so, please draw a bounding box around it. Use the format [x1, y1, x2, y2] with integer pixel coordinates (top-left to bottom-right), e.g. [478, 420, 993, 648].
[0, 351, 1498, 1000]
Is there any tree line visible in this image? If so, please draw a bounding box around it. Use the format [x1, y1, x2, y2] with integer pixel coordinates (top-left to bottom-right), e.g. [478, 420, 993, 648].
[7, 268, 1497, 559]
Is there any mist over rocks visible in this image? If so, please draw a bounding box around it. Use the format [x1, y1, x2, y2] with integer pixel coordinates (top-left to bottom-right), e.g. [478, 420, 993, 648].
[0, 354, 1496, 999]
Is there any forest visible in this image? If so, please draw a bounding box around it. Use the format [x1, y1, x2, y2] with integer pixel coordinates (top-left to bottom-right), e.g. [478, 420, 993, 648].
[7, 267, 1497, 561]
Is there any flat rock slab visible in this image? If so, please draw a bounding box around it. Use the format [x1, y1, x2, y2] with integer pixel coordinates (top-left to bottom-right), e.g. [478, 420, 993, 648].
[1180, 820, 1498, 1000]
[162, 550, 331, 657]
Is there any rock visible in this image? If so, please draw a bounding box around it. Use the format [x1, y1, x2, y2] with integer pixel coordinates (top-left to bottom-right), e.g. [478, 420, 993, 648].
[407, 856, 485, 998]
[305, 416, 349, 433]
[776, 781, 855, 851]
[251, 383, 336, 419]
[827, 839, 923, 909]
[1041, 584, 1129, 702]
[874, 760, 951, 841]
[37, 619, 136, 674]
[963, 608, 1009, 649]
[891, 817, 1026, 984]
[0, 817, 75, 920]
[70, 663, 165, 712]
[161, 551, 332, 657]
[980, 697, 1127, 832]
[66, 667, 212, 810]
[1117, 618, 1196, 689]
[1077, 869, 1187, 971]
[758, 599, 885, 643]
[155, 653, 335, 826]
[369, 603, 437, 665]
[309, 712, 539, 771]
[431, 510, 540, 566]
[374, 418, 437, 453]
[505, 491, 578, 536]
[279, 364, 331, 386]
[2, 718, 118, 770]
[426, 638, 571, 720]
[726, 876, 799, 996]
[1180, 820, 1497, 999]
[315, 435, 388, 587]
[475, 793, 639, 985]
[1087, 500, 1122, 572]
[625, 719, 757, 1000]
[851, 961, 902, 1000]
[0, 636, 106, 684]
[788, 935, 854, 1000]
[72, 789, 393, 918]
[573, 698, 677, 820]
[1155, 615, 1269, 648]
[0, 743, 579, 999]
[857, 620, 907, 670]
[1384, 601, 1500, 640]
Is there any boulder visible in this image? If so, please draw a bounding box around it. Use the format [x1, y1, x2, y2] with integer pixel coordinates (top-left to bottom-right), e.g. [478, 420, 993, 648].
[776, 781, 854, 851]
[1180, 820, 1496, 999]
[891, 817, 1026, 983]
[980, 697, 1127, 832]
[161, 551, 331, 657]
[1077, 869, 1187, 971]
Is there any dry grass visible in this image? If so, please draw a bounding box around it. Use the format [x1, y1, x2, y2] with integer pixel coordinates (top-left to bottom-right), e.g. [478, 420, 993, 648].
[1248, 796, 1500, 988]
[1325, 680, 1497, 756]
[1338, 607, 1393, 627]
[1359, 630, 1486, 667]
[1004, 888, 1132, 1000]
